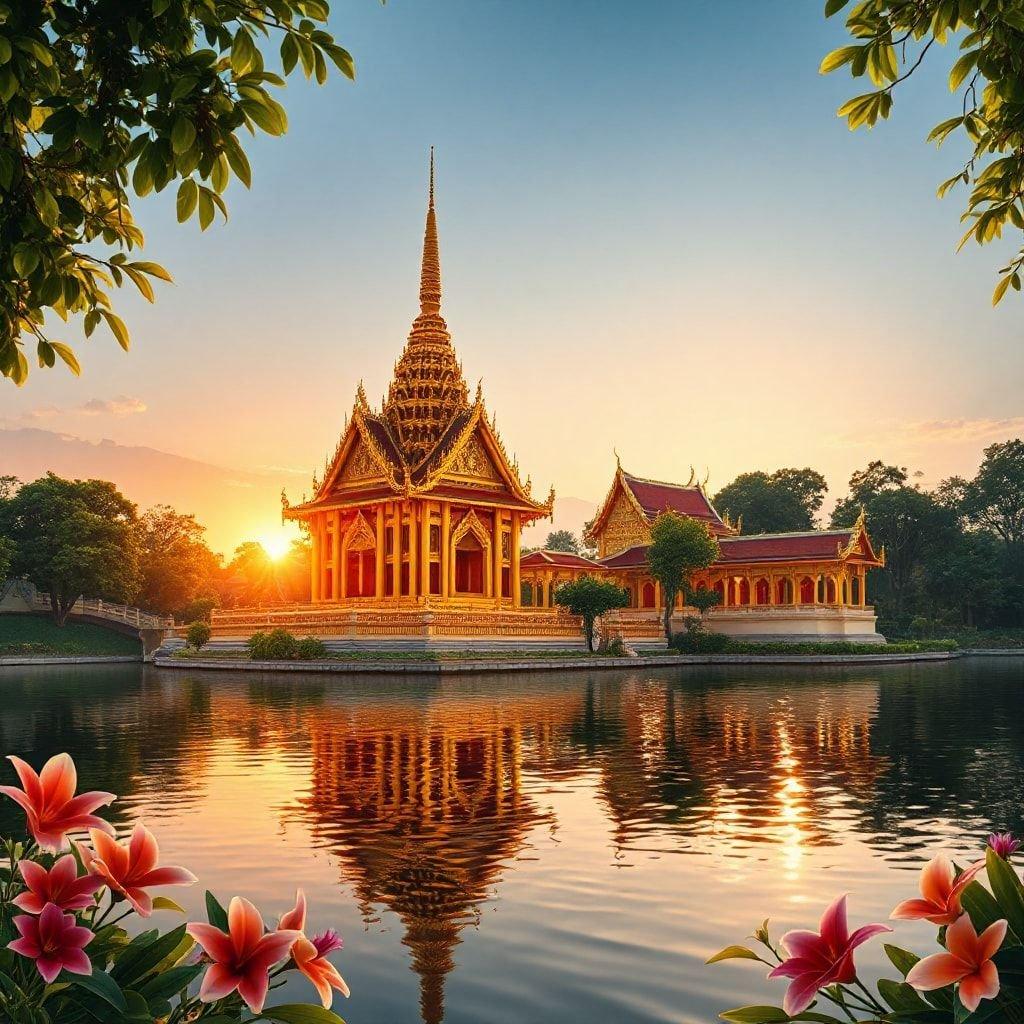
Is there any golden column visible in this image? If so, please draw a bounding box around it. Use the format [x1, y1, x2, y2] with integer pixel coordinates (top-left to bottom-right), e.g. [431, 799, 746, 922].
[333, 510, 342, 601]
[511, 512, 521, 608]
[441, 502, 451, 599]
[408, 501, 419, 599]
[310, 512, 321, 602]
[375, 505, 385, 600]
[390, 502, 401, 598]
[492, 511, 503, 604]
[420, 500, 432, 598]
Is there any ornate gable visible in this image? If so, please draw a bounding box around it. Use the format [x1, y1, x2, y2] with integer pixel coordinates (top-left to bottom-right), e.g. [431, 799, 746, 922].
[445, 432, 501, 483]
[337, 439, 383, 487]
[597, 487, 651, 558]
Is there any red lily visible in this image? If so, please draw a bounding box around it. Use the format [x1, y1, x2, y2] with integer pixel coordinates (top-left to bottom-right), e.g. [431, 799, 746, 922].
[8, 902, 94, 983]
[907, 914, 1006, 1013]
[81, 822, 196, 917]
[14, 855, 102, 914]
[891, 853, 985, 926]
[187, 897, 300, 1013]
[0, 753, 114, 853]
[279, 890, 350, 1008]
[768, 895, 891, 1016]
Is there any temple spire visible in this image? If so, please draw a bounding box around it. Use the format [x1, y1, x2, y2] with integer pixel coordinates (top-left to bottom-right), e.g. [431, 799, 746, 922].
[419, 147, 441, 315]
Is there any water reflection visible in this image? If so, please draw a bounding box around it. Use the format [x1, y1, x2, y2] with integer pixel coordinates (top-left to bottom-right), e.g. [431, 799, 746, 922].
[0, 660, 1021, 1024]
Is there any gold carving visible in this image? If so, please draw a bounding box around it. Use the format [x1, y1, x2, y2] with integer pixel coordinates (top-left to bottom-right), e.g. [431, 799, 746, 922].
[339, 440, 380, 484]
[599, 490, 649, 558]
[344, 512, 376, 552]
[448, 434, 499, 480]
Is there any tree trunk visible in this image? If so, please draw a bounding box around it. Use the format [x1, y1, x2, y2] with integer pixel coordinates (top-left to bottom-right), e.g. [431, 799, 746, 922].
[584, 616, 595, 653]
[662, 587, 675, 644]
[50, 591, 77, 626]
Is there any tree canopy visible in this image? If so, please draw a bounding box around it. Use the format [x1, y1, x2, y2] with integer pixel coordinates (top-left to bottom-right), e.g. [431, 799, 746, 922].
[1, 0, 354, 384]
[713, 468, 828, 534]
[0, 472, 140, 623]
[544, 529, 581, 554]
[137, 504, 221, 617]
[554, 575, 628, 652]
[646, 512, 721, 642]
[821, 0, 1024, 304]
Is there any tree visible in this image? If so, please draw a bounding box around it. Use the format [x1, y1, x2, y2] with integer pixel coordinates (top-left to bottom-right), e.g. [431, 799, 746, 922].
[0, 473, 139, 624]
[137, 505, 220, 618]
[0, 534, 12, 581]
[646, 512, 721, 643]
[544, 529, 581, 553]
[554, 575, 628, 653]
[962, 440, 1024, 556]
[820, 0, 1024, 304]
[222, 536, 310, 606]
[713, 468, 828, 534]
[2, 0, 355, 384]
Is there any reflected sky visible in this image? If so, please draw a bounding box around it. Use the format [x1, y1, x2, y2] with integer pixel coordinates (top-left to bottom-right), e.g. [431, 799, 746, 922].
[0, 660, 1021, 1023]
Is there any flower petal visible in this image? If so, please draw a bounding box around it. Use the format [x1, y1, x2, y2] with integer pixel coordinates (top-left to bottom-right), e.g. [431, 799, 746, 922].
[977, 919, 1008, 963]
[186, 923, 235, 964]
[279, 889, 307, 932]
[236, 967, 271, 1014]
[908, 952, 969, 991]
[39, 753, 77, 808]
[959, 960, 1000, 1013]
[228, 897, 266, 961]
[199, 962, 240, 1002]
[818, 895, 850, 952]
[920, 854, 954, 906]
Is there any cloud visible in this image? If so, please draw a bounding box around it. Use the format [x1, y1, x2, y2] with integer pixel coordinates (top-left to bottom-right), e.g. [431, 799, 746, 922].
[21, 405, 63, 421]
[79, 395, 148, 417]
[827, 416, 1024, 449]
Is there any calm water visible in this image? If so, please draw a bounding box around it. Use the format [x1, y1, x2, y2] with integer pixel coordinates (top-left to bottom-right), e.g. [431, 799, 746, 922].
[0, 660, 1022, 1023]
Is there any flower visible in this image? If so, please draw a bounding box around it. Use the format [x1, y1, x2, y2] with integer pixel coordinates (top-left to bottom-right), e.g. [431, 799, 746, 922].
[767, 895, 891, 1016]
[988, 833, 1021, 859]
[907, 914, 1007, 1013]
[187, 897, 301, 1013]
[8, 902, 94, 983]
[13, 855, 102, 914]
[0, 753, 114, 853]
[81, 822, 196, 917]
[278, 890, 349, 1008]
[891, 853, 986, 926]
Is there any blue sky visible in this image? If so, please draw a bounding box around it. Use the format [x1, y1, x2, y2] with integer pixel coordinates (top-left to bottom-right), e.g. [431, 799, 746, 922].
[5, 1, 1022, 548]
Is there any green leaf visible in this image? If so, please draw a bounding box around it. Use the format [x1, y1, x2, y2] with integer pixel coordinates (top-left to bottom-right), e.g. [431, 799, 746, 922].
[281, 32, 299, 74]
[13, 243, 40, 277]
[112, 925, 188, 985]
[101, 310, 130, 351]
[706, 944, 762, 965]
[205, 890, 229, 930]
[885, 943, 921, 978]
[719, 1008, 787, 1024]
[137, 963, 203, 1002]
[171, 115, 196, 155]
[993, 274, 1012, 306]
[49, 342, 80, 376]
[824, 0, 850, 15]
[151, 895, 186, 913]
[198, 188, 215, 230]
[35, 186, 59, 227]
[231, 27, 258, 77]
[61, 969, 127, 1013]
[820, 45, 861, 74]
[879, 977, 932, 1012]
[260, 1006, 347, 1024]
[177, 178, 198, 222]
[949, 50, 979, 92]
[987, 847, 1024, 936]
[224, 135, 252, 188]
[130, 261, 173, 283]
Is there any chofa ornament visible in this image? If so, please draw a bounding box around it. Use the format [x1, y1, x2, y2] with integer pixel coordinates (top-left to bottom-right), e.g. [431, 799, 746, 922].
[0, 752, 350, 1022]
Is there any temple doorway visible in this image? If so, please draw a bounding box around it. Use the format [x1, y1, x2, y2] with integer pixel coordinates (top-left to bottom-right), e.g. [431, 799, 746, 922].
[455, 534, 485, 594]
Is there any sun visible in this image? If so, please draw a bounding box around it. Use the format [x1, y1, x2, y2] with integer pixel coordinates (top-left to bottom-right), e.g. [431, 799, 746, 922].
[258, 532, 292, 561]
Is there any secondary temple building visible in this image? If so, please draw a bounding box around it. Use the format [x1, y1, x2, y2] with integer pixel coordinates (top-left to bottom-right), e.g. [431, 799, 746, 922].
[206, 158, 885, 648]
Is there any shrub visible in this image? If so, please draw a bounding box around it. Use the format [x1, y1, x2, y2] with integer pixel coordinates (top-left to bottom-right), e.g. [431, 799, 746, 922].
[247, 631, 269, 659]
[248, 628, 300, 660]
[605, 637, 626, 657]
[296, 635, 327, 660]
[671, 630, 731, 654]
[185, 620, 212, 650]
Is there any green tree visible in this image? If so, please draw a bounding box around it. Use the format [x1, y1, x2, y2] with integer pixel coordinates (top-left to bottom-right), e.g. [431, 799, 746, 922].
[646, 512, 721, 643]
[222, 536, 310, 606]
[554, 575, 628, 653]
[713, 468, 828, 534]
[0, 473, 139, 624]
[544, 529, 581, 553]
[820, 0, 1024, 303]
[137, 504, 220, 617]
[0, 534, 12, 581]
[2, 0, 355, 384]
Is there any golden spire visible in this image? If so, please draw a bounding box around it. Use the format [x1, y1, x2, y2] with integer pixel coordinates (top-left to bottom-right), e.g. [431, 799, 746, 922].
[419, 146, 441, 315]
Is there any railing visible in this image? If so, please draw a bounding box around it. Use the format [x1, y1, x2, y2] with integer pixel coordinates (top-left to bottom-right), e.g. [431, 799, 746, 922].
[31, 592, 173, 630]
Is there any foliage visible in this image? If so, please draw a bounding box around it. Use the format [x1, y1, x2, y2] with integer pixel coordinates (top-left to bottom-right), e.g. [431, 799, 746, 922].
[0, 751, 348, 1023]
[178, 595, 219, 624]
[711, 841, 1024, 1022]
[670, 627, 731, 654]
[0, 533, 12, 581]
[0, 473, 139, 625]
[137, 505, 221, 619]
[1, 0, 355, 384]
[660, 637, 959, 656]
[184, 620, 211, 650]
[0, 614, 141, 656]
[296, 635, 327, 660]
[543, 530, 581, 554]
[247, 627, 299, 660]
[713, 468, 828, 534]
[223, 539, 310, 606]
[553, 575, 628, 652]
[646, 512, 721, 643]
[820, 0, 1024, 304]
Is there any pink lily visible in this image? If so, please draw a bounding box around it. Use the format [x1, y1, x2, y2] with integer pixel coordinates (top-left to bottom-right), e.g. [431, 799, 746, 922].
[13, 855, 102, 914]
[279, 890, 350, 1008]
[988, 833, 1021, 859]
[768, 895, 891, 1016]
[8, 902, 94, 983]
[891, 853, 985, 927]
[0, 753, 114, 853]
[907, 914, 1006, 1013]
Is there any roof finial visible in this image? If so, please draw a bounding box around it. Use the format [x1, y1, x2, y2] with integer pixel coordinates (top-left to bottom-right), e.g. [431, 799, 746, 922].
[613, 447, 621, 469]
[419, 147, 441, 315]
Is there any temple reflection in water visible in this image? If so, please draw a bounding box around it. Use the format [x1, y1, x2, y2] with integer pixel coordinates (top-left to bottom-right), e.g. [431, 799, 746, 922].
[2, 663, 1023, 1024]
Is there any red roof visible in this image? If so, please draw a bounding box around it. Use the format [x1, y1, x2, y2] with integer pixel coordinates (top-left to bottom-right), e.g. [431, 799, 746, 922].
[598, 545, 648, 569]
[717, 531, 852, 563]
[623, 473, 723, 524]
[520, 549, 603, 570]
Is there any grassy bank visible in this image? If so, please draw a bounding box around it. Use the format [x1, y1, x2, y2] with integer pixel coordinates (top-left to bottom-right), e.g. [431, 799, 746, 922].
[658, 639, 959, 657]
[0, 614, 141, 657]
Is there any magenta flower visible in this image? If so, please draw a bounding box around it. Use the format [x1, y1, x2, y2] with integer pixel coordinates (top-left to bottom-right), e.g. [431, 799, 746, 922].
[13, 855, 102, 914]
[768, 895, 891, 1016]
[988, 833, 1020, 859]
[8, 902, 94, 983]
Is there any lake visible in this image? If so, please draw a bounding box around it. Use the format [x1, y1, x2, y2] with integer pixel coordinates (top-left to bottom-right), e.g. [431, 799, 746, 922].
[0, 659, 1021, 1023]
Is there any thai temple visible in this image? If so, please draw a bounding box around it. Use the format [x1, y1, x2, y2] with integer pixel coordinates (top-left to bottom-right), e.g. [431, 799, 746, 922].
[208, 155, 885, 648]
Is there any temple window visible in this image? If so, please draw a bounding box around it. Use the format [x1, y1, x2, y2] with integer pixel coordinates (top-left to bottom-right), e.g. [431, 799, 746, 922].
[400, 562, 410, 595]
[826, 578, 837, 603]
[454, 533, 485, 595]
[401, 524, 410, 554]
[430, 524, 440, 554]
[429, 561, 441, 595]
[502, 567, 511, 598]
[325, 531, 333, 560]
[755, 578, 770, 605]
[801, 577, 816, 603]
[501, 532, 510, 560]
[521, 581, 534, 607]
[385, 527, 394, 557]
[641, 582, 656, 608]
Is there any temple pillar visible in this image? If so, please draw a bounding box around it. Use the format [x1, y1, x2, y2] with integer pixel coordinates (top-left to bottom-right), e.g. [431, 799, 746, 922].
[721, 576, 730, 608]
[492, 510, 503, 605]
[390, 502, 401, 599]
[813, 575, 821, 605]
[408, 501, 419, 599]
[336, 511, 346, 601]
[375, 505, 385, 599]
[859, 568, 867, 607]
[420, 500, 432, 599]
[310, 512, 321, 602]
[441, 502, 451, 599]
[769, 574, 776, 606]
[511, 512, 521, 609]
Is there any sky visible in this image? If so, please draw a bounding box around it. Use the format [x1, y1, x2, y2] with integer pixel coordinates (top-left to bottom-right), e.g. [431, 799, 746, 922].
[4, 0, 1024, 554]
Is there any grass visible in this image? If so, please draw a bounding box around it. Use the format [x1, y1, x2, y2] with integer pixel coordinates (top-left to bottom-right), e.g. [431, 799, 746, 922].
[655, 639, 959, 657]
[0, 614, 141, 657]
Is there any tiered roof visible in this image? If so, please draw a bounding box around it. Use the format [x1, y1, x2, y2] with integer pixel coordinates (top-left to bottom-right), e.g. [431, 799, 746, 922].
[520, 549, 603, 571]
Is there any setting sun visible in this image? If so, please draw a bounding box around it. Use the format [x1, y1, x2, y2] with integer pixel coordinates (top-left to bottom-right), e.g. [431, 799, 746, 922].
[258, 532, 293, 561]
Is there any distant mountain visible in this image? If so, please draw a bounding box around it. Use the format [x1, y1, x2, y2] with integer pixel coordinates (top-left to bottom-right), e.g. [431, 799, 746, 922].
[0, 428, 301, 556]
[1, 427, 598, 558]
